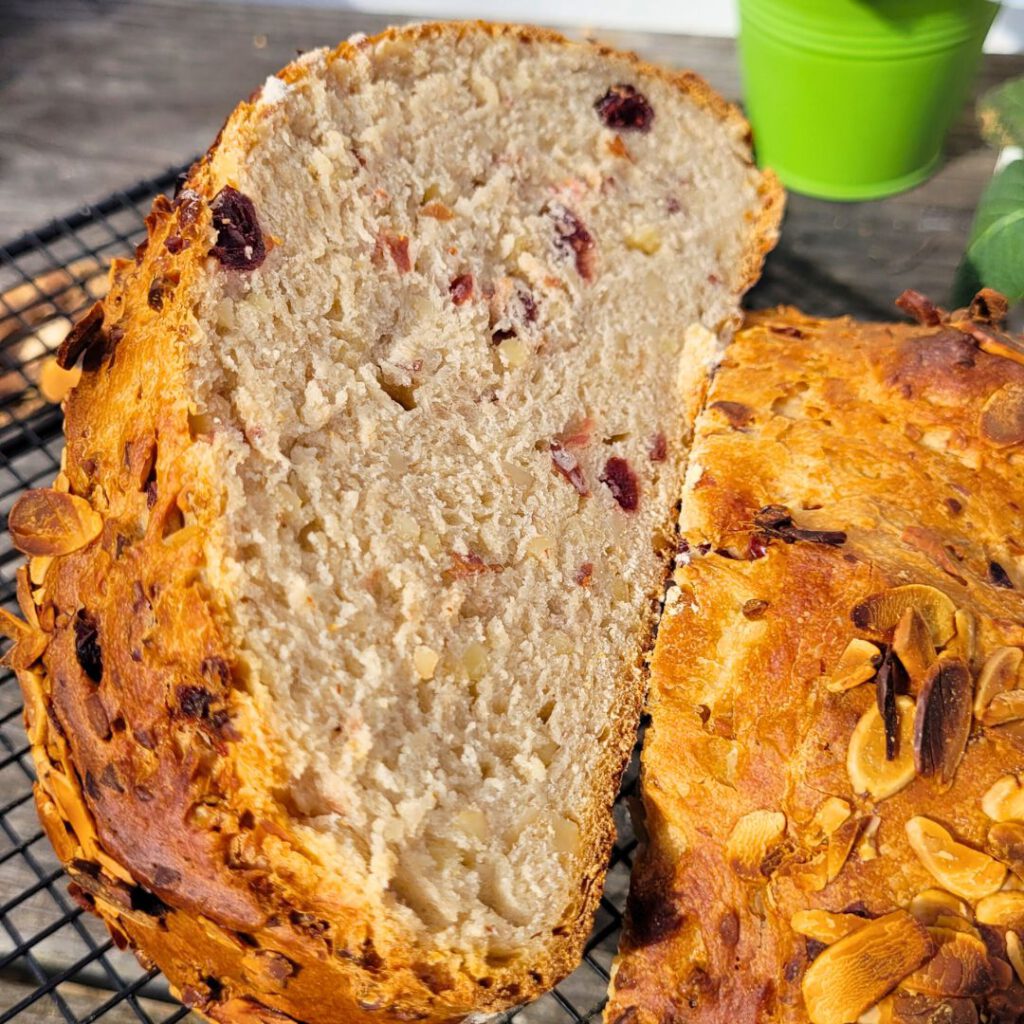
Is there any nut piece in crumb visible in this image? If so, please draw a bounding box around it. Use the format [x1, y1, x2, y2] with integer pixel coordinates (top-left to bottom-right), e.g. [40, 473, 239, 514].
[912, 657, 971, 785]
[982, 773, 1024, 822]
[413, 645, 439, 681]
[905, 816, 1006, 900]
[851, 585, 956, 648]
[892, 609, 936, 687]
[901, 930, 1012, 998]
[827, 638, 882, 693]
[790, 909, 868, 945]
[847, 696, 916, 800]
[975, 891, 1024, 932]
[8, 489, 102, 557]
[800, 910, 934, 1024]
[39, 358, 82, 405]
[980, 382, 1024, 448]
[725, 809, 786, 882]
[974, 647, 1022, 719]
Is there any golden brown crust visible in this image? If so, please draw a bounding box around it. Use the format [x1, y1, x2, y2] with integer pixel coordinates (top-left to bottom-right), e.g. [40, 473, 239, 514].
[4, 21, 780, 1024]
[607, 305, 1024, 1024]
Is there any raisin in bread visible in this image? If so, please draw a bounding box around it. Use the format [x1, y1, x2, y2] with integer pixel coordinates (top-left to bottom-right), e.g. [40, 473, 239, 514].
[2, 22, 780, 1024]
[606, 292, 1024, 1024]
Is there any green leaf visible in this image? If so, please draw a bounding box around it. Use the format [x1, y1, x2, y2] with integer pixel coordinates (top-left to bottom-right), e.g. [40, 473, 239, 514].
[979, 76, 1024, 151]
[953, 159, 1024, 307]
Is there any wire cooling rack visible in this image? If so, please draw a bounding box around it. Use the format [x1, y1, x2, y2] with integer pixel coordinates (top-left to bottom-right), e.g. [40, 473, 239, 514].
[0, 165, 895, 1024]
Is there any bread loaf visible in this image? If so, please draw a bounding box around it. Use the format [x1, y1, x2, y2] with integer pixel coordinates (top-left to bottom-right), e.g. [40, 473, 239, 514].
[606, 293, 1024, 1024]
[3, 22, 780, 1024]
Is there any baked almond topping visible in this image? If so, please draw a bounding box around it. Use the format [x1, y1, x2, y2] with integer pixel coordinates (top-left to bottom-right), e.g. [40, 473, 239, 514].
[851, 586, 956, 648]
[892, 609, 935, 689]
[946, 608, 975, 667]
[752, 504, 846, 547]
[979, 382, 1024, 448]
[847, 696, 916, 800]
[909, 889, 972, 928]
[725, 809, 786, 882]
[905, 816, 1006, 900]
[974, 647, 1022, 720]
[811, 796, 852, 840]
[8, 489, 102, 557]
[975, 891, 1024, 931]
[900, 930, 1012, 998]
[1006, 931, 1024, 984]
[826, 814, 865, 882]
[800, 910, 934, 1024]
[982, 774, 1024, 822]
[912, 657, 971, 785]
[987, 821, 1024, 879]
[982, 690, 1024, 726]
[827, 638, 882, 693]
[790, 909, 868, 944]
[876, 646, 909, 761]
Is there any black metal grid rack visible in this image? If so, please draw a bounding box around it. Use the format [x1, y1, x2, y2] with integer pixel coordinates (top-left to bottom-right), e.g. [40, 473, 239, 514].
[0, 168, 644, 1024]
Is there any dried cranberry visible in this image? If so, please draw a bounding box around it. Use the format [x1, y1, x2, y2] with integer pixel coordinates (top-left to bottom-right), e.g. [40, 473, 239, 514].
[209, 186, 266, 271]
[74, 610, 103, 683]
[551, 443, 589, 496]
[600, 457, 638, 511]
[450, 273, 474, 305]
[56, 301, 105, 370]
[595, 84, 654, 133]
[383, 233, 411, 273]
[575, 562, 594, 587]
[174, 188, 203, 226]
[177, 685, 213, 719]
[548, 203, 596, 282]
[164, 234, 189, 255]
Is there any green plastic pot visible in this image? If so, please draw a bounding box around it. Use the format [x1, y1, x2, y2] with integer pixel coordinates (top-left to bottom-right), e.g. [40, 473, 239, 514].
[738, 0, 1000, 200]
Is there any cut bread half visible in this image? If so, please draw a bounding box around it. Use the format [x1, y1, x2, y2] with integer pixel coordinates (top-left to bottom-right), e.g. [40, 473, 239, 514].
[9, 22, 780, 1024]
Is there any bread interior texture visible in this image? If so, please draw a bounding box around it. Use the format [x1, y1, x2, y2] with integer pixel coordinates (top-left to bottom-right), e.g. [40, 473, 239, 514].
[187, 30, 763, 955]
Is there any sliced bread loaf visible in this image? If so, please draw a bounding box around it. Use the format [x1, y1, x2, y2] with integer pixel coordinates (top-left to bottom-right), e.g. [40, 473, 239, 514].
[7, 22, 780, 1024]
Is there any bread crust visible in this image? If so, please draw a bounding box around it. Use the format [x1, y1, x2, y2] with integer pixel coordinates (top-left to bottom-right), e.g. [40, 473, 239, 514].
[607, 304, 1024, 1024]
[5, 21, 780, 1024]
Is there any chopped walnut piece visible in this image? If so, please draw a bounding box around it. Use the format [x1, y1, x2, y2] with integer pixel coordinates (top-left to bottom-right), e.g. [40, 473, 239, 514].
[826, 638, 882, 693]
[905, 816, 1006, 901]
[847, 696, 916, 800]
[975, 647, 1023, 720]
[9, 489, 102, 557]
[913, 657, 971, 785]
[800, 910, 934, 1024]
[851, 585, 956, 647]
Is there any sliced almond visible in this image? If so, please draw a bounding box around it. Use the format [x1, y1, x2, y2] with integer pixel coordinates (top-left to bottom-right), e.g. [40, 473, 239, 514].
[811, 796, 852, 840]
[848, 696, 917, 800]
[908, 889, 972, 928]
[988, 821, 1024, 880]
[974, 647, 1023, 719]
[982, 774, 1024, 822]
[828, 638, 882, 693]
[912, 657, 972, 785]
[905, 816, 1006, 901]
[980, 382, 1024, 448]
[857, 815, 881, 862]
[725, 809, 787, 882]
[946, 608, 976, 668]
[800, 910, 934, 1024]
[981, 689, 1024, 726]
[975, 891, 1024, 932]
[901, 930, 1011, 997]
[790, 908, 869, 945]
[8, 489, 102, 557]
[1006, 931, 1024, 984]
[892, 609, 936, 687]
[851, 585, 956, 648]
[827, 814, 865, 882]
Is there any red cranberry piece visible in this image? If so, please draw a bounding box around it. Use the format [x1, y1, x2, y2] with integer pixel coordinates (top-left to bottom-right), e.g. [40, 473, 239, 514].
[74, 610, 103, 683]
[551, 442, 589, 496]
[648, 432, 667, 462]
[177, 685, 213, 720]
[600, 457, 638, 511]
[574, 562, 594, 587]
[595, 84, 654, 133]
[209, 186, 266, 271]
[450, 273, 474, 305]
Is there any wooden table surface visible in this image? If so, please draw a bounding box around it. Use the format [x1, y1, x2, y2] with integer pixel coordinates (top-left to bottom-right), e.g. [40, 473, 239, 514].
[0, 2, 1022, 1022]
